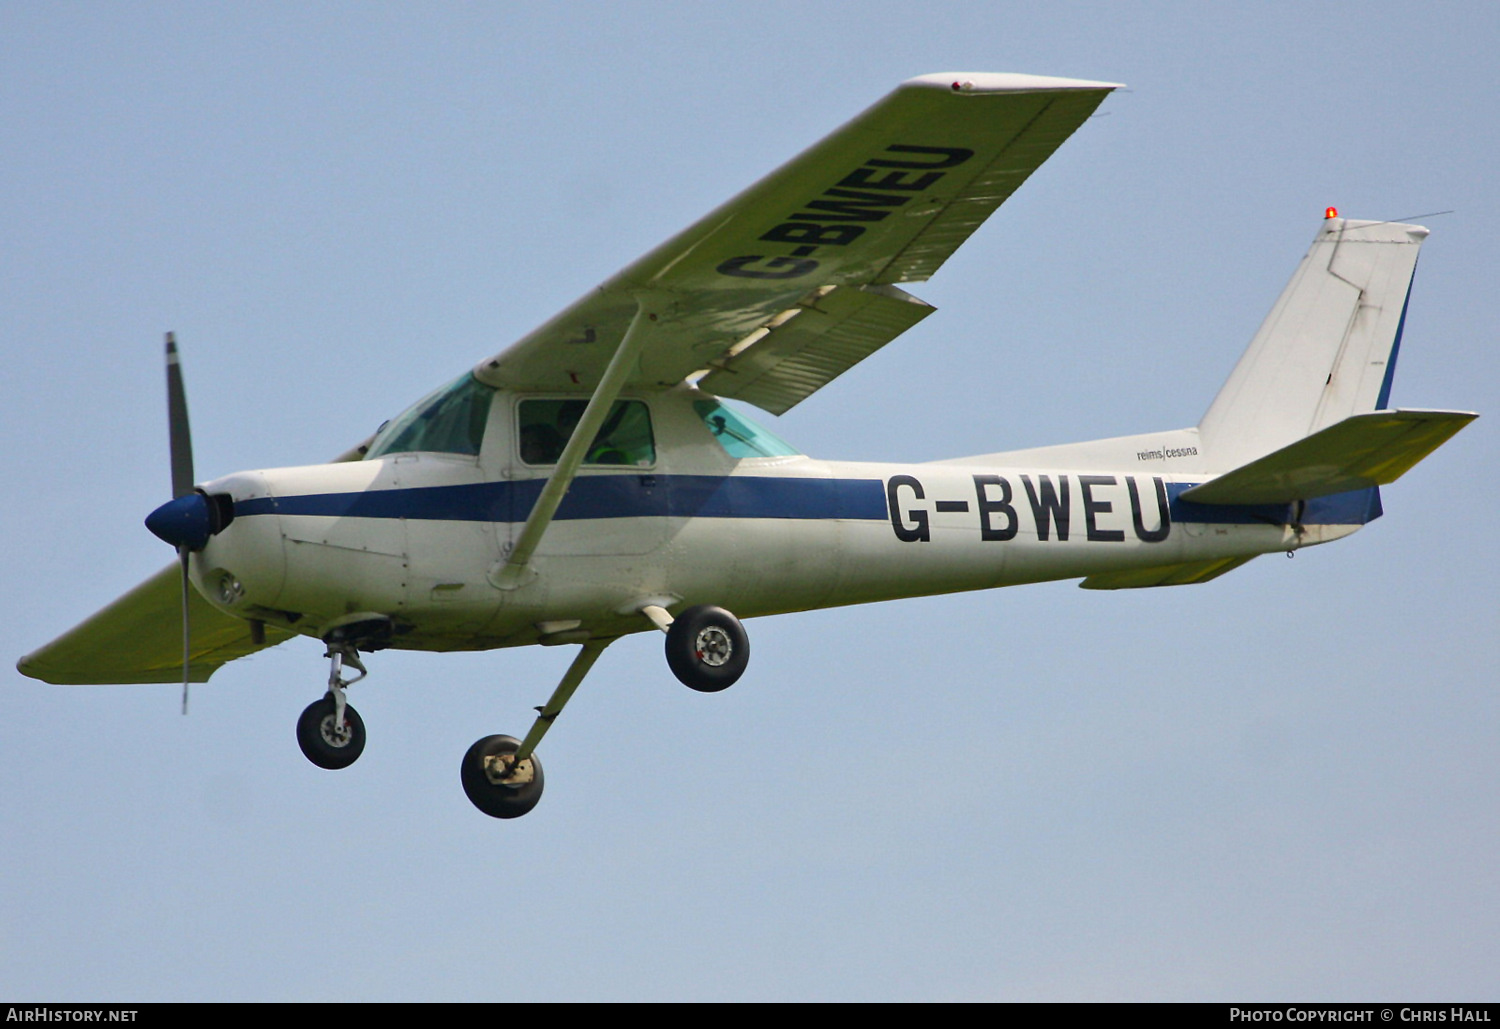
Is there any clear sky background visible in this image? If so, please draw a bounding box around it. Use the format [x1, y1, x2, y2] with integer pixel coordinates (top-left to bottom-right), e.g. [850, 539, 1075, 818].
[3, 1, 1496, 1002]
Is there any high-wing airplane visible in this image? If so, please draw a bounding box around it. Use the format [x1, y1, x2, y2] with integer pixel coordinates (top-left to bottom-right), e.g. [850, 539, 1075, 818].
[18, 73, 1477, 818]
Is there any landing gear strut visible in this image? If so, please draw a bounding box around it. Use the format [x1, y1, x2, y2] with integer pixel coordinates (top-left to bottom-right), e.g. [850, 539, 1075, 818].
[458, 604, 748, 817]
[460, 637, 610, 818]
[297, 641, 367, 769]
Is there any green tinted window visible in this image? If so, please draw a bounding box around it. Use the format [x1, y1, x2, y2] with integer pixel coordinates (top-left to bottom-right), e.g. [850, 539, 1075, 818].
[518, 399, 655, 467]
[694, 399, 800, 458]
[367, 374, 494, 458]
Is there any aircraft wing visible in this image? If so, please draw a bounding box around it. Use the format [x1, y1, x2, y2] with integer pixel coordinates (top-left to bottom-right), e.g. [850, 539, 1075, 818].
[477, 73, 1119, 412]
[18, 562, 296, 685]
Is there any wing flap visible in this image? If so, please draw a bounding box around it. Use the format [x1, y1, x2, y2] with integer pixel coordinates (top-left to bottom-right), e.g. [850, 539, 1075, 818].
[17, 564, 295, 685]
[697, 284, 935, 414]
[1182, 409, 1476, 505]
[1080, 556, 1256, 590]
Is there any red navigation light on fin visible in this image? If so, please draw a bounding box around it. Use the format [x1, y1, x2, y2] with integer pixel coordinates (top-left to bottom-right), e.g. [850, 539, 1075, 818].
[1325, 207, 1339, 219]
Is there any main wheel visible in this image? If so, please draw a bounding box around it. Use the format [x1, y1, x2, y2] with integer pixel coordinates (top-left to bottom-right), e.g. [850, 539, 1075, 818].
[461, 735, 545, 819]
[665, 604, 749, 692]
[296, 694, 366, 770]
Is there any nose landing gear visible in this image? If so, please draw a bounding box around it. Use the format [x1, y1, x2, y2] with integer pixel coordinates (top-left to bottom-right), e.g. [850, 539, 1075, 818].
[296, 617, 390, 770]
[297, 690, 366, 770]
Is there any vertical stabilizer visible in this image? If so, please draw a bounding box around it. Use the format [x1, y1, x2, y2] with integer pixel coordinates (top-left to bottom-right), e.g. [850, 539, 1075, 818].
[1197, 217, 1428, 471]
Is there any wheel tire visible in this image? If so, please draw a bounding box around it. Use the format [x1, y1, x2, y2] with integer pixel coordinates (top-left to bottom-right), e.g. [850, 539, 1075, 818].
[461, 735, 545, 819]
[665, 604, 748, 692]
[296, 694, 366, 770]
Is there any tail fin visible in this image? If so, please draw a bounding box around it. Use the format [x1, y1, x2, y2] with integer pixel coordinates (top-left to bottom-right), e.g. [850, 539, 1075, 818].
[1198, 216, 1428, 471]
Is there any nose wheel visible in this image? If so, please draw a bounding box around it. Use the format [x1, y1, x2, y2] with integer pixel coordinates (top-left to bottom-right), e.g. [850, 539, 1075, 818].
[297, 693, 366, 769]
[297, 630, 378, 770]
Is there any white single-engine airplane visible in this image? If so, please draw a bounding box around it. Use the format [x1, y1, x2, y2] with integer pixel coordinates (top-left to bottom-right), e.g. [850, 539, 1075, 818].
[19, 74, 1476, 818]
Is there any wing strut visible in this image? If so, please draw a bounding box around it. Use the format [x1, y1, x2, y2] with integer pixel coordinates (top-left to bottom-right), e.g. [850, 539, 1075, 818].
[492, 292, 667, 590]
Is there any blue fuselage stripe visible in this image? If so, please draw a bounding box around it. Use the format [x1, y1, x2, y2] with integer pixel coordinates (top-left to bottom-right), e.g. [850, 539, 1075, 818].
[1166, 482, 1382, 526]
[234, 475, 892, 523]
[236, 474, 1382, 527]
[235, 473, 1383, 528]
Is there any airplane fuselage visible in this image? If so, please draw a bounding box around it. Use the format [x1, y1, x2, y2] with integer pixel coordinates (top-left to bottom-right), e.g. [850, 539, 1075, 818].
[192, 385, 1373, 652]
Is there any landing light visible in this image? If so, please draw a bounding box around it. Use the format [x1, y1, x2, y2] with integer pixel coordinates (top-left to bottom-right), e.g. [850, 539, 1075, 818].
[216, 573, 244, 605]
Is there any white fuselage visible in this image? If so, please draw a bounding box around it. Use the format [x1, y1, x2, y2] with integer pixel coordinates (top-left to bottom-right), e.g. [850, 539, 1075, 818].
[191, 386, 1366, 651]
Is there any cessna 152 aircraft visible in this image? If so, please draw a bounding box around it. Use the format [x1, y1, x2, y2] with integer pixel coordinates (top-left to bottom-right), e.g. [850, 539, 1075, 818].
[18, 73, 1476, 818]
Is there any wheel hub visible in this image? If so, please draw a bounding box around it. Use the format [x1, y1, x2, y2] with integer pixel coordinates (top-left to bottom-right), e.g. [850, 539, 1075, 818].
[483, 752, 536, 787]
[318, 715, 354, 748]
[694, 626, 732, 667]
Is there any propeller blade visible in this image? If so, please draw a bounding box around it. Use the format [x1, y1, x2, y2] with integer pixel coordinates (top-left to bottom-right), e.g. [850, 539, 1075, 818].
[164, 332, 195, 714]
[165, 333, 195, 500]
[179, 546, 191, 715]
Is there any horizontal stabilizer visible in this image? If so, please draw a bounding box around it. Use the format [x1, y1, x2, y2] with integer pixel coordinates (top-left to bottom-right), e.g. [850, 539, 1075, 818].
[17, 563, 294, 685]
[1080, 555, 1256, 590]
[1182, 408, 1476, 505]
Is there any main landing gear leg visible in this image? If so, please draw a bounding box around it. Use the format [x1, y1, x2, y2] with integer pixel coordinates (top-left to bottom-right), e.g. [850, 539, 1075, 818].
[461, 638, 613, 819]
[296, 641, 369, 770]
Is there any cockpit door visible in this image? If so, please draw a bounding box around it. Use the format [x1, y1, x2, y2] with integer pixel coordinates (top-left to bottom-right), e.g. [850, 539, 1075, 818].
[492, 395, 670, 559]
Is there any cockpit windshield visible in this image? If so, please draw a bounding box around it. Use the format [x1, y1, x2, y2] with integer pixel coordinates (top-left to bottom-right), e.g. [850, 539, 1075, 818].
[693, 399, 800, 458]
[366, 373, 494, 459]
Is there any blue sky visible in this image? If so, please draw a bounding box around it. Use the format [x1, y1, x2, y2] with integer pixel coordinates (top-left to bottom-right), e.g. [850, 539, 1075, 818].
[3, 2, 1496, 1001]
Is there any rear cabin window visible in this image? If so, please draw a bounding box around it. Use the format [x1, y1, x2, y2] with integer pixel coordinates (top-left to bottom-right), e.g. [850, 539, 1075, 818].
[518, 399, 655, 467]
[693, 399, 800, 458]
[366, 373, 494, 459]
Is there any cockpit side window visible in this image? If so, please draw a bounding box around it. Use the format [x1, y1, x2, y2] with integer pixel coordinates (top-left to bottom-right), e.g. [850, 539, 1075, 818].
[693, 399, 800, 458]
[518, 399, 655, 467]
[366, 374, 494, 459]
